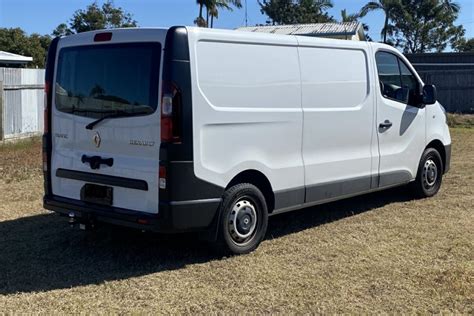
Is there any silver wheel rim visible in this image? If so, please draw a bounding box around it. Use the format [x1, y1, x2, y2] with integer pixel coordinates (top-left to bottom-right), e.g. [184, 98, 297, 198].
[228, 199, 258, 245]
[422, 159, 438, 189]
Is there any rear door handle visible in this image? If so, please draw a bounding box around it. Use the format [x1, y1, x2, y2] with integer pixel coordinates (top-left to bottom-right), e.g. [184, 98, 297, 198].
[81, 155, 114, 170]
[379, 120, 393, 130]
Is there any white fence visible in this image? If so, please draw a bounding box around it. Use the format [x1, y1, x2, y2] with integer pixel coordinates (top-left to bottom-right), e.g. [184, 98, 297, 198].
[0, 67, 45, 141]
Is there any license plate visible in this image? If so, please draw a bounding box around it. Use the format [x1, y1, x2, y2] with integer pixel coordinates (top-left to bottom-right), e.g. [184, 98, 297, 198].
[80, 183, 113, 206]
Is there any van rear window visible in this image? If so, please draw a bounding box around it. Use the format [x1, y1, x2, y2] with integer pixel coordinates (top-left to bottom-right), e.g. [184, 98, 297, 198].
[55, 43, 161, 118]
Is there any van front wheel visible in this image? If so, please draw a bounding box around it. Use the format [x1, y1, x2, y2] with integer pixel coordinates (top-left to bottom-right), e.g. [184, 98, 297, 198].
[217, 183, 268, 255]
[411, 148, 443, 198]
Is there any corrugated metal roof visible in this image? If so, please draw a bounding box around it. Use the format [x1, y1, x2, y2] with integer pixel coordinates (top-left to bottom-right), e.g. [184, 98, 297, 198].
[0, 51, 33, 64]
[237, 22, 362, 37]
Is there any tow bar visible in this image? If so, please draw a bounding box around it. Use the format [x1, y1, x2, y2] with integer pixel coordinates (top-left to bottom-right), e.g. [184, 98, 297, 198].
[68, 211, 95, 230]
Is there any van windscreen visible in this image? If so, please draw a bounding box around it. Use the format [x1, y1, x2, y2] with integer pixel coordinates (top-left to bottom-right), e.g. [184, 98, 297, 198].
[55, 42, 161, 119]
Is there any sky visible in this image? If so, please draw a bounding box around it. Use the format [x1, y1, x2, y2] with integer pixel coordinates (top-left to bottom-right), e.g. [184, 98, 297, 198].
[0, 0, 473, 42]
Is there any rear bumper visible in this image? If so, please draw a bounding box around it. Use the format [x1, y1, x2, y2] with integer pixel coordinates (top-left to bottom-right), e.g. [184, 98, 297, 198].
[43, 195, 221, 233]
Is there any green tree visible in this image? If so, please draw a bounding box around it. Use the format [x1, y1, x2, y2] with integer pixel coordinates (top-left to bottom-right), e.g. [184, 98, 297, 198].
[0, 28, 51, 68]
[52, 23, 73, 37]
[258, 0, 295, 25]
[360, 0, 401, 44]
[28, 33, 52, 67]
[53, 1, 137, 36]
[440, 0, 460, 13]
[389, 0, 465, 53]
[454, 38, 474, 52]
[259, 0, 334, 25]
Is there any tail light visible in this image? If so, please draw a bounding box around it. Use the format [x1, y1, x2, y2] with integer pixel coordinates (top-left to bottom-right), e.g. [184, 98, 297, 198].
[42, 152, 48, 172]
[137, 218, 149, 225]
[44, 81, 50, 133]
[43, 80, 51, 174]
[159, 166, 167, 189]
[43, 36, 60, 196]
[94, 32, 113, 42]
[43, 80, 52, 172]
[160, 81, 181, 143]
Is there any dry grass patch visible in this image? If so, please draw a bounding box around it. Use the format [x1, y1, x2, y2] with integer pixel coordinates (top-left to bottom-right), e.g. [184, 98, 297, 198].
[447, 113, 474, 128]
[0, 129, 472, 313]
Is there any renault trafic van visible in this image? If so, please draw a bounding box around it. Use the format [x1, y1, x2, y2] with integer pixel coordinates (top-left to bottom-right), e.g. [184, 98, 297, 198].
[43, 26, 451, 254]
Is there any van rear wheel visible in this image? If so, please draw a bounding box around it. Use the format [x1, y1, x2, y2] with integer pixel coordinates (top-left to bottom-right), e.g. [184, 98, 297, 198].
[411, 148, 443, 198]
[217, 183, 268, 255]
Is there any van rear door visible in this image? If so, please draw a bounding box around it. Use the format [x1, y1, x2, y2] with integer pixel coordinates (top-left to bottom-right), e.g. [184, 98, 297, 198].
[50, 29, 166, 214]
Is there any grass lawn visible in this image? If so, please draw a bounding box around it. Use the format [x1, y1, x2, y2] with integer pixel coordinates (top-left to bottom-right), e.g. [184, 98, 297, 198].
[0, 128, 472, 313]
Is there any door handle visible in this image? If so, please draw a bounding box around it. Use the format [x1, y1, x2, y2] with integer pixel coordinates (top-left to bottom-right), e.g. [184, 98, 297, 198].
[81, 155, 114, 170]
[379, 120, 393, 130]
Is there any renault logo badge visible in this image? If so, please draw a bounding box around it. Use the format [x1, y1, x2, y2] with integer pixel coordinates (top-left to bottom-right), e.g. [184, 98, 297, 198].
[93, 132, 101, 148]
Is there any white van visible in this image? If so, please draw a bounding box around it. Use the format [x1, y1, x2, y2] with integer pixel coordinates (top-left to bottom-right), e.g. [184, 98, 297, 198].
[43, 26, 451, 254]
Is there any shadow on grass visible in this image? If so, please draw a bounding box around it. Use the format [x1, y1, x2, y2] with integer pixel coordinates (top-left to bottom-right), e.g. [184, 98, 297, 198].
[0, 186, 413, 295]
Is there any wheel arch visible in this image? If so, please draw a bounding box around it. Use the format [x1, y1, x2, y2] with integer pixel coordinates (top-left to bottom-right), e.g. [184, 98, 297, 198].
[226, 169, 275, 213]
[425, 139, 446, 173]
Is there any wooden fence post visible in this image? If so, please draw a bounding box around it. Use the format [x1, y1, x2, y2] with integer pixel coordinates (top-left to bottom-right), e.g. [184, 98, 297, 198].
[0, 81, 3, 141]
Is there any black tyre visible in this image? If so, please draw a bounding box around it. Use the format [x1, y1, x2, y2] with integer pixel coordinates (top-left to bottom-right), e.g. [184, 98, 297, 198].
[411, 148, 443, 198]
[216, 183, 268, 255]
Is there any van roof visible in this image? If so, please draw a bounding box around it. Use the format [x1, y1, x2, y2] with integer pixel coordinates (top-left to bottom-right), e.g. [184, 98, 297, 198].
[57, 26, 399, 54]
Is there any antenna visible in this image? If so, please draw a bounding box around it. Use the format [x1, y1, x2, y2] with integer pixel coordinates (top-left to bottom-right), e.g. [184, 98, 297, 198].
[245, 0, 248, 27]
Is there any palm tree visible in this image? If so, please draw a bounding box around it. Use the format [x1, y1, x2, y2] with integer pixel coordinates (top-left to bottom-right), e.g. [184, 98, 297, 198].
[441, 0, 460, 13]
[206, 0, 242, 28]
[314, 0, 334, 13]
[341, 9, 370, 32]
[208, 5, 220, 28]
[195, 0, 208, 27]
[341, 9, 371, 41]
[341, 9, 359, 22]
[360, 0, 400, 43]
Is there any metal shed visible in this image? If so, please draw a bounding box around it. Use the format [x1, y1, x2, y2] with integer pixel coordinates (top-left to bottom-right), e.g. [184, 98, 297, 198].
[0, 51, 33, 67]
[236, 22, 366, 41]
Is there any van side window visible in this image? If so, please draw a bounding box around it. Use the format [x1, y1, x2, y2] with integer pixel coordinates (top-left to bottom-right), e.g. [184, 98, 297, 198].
[375, 51, 420, 106]
[399, 60, 420, 106]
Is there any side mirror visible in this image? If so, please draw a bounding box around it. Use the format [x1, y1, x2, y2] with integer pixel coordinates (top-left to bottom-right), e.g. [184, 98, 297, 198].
[422, 84, 437, 105]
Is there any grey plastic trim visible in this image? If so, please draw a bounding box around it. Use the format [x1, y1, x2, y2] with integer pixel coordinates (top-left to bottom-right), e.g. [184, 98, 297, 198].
[274, 186, 305, 210]
[378, 170, 412, 187]
[305, 175, 371, 203]
[272, 171, 413, 215]
[444, 144, 451, 173]
[56, 168, 148, 191]
[169, 198, 222, 206]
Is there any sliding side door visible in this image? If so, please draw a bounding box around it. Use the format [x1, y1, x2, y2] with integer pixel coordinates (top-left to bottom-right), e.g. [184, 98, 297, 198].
[298, 39, 378, 203]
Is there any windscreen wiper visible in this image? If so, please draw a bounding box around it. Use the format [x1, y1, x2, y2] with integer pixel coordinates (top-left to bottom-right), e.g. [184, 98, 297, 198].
[85, 110, 151, 130]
